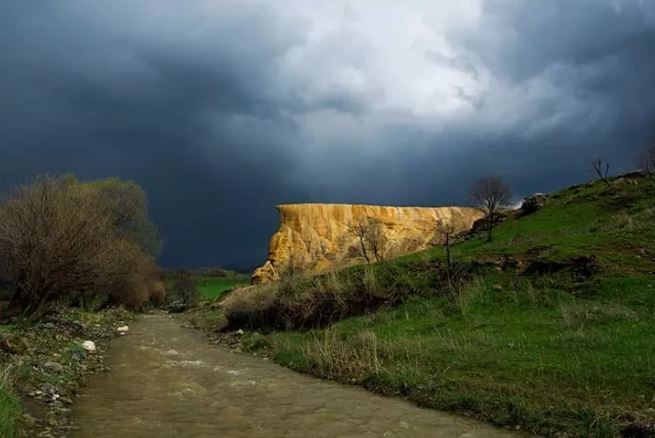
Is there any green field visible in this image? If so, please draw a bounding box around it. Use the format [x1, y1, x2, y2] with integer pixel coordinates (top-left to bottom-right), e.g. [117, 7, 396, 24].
[237, 173, 655, 437]
[195, 274, 249, 300]
[165, 270, 249, 302]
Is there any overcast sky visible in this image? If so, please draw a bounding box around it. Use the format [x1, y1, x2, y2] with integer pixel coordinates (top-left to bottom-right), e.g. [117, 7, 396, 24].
[1, 1, 654, 270]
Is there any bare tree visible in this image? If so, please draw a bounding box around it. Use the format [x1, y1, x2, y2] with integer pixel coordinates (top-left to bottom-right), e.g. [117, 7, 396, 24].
[470, 176, 512, 243]
[365, 218, 387, 263]
[592, 158, 611, 185]
[173, 271, 198, 305]
[0, 175, 164, 318]
[436, 215, 464, 269]
[637, 141, 655, 177]
[348, 217, 371, 263]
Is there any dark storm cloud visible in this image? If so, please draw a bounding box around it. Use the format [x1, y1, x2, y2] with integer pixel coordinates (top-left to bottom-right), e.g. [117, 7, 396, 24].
[1, 0, 654, 270]
[0, 0, 307, 269]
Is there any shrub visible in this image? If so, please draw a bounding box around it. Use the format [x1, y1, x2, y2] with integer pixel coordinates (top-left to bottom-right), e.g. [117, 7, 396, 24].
[221, 283, 279, 329]
[172, 272, 199, 305]
[0, 175, 164, 318]
[223, 266, 409, 331]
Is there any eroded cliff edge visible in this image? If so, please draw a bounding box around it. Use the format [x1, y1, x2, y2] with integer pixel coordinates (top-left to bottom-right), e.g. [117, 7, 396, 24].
[252, 203, 483, 284]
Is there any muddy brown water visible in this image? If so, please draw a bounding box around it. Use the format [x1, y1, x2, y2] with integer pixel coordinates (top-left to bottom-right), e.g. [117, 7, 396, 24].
[71, 314, 515, 438]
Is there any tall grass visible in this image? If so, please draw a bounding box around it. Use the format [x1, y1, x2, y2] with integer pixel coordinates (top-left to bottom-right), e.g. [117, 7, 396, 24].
[303, 329, 381, 380]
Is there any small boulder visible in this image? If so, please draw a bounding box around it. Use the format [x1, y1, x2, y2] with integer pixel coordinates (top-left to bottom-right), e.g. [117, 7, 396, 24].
[81, 340, 96, 352]
[520, 193, 547, 216]
[43, 361, 64, 373]
[116, 325, 129, 334]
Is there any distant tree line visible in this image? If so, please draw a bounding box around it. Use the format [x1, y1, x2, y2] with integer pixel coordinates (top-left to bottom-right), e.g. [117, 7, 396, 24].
[0, 175, 165, 319]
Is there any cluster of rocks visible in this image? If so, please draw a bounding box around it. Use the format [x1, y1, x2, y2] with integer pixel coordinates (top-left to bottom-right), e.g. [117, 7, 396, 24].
[0, 308, 132, 437]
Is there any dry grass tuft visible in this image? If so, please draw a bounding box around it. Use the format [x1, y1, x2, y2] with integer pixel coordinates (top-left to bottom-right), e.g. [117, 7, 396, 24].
[560, 301, 638, 330]
[303, 329, 382, 380]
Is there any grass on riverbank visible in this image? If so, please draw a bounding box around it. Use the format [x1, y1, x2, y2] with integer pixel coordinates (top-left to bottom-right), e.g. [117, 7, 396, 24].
[0, 366, 20, 438]
[232, 173, 655, 437]
[0, 308, 133, 436]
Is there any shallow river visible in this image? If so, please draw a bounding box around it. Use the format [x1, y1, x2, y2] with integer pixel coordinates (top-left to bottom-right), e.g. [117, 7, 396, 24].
[71, 314, 514, 438]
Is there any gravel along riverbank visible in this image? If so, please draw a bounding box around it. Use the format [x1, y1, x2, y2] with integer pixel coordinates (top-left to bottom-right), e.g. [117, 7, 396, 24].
[0, 308, 134, 437]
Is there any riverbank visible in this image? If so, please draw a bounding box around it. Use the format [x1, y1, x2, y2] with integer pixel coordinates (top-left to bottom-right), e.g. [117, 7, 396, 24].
[0, 308, 134, 437]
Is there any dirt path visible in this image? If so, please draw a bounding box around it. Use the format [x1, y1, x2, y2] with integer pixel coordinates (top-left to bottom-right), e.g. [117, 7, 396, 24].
[71, 314, 515, 437]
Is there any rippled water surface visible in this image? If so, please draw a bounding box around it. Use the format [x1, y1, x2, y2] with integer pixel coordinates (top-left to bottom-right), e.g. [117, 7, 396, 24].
[72, 314, 514, 437]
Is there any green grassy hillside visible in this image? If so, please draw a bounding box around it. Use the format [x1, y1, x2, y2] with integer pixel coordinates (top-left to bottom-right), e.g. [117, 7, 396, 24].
[233, 173, 655, 437]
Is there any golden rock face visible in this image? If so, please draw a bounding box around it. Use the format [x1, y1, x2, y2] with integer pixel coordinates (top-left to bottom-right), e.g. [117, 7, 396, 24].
[251, 203, 483, 284]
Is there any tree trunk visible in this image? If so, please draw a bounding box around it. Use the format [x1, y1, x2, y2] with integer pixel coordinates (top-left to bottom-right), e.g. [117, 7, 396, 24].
[445, 234, 451, 269]
[486, 213, 494, 242]
[6, 285, 31, 317]
[7, 285, 52, 320]
[359, 238, 370, 263]
[25, 296, 51, 320]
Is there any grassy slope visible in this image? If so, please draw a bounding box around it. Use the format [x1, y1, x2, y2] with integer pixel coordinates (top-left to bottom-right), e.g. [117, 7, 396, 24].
[242, 175, 655, 437]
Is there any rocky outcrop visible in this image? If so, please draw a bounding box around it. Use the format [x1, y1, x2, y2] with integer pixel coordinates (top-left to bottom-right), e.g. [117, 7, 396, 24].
[519, 193, 547, 216]
[252, 203, 483, 284]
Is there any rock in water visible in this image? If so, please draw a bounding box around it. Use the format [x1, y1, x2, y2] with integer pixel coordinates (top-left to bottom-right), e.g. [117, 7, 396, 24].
[116, 325, 129, 334]
[81, 340, 96, 352]
[251, 203, 483, 284]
